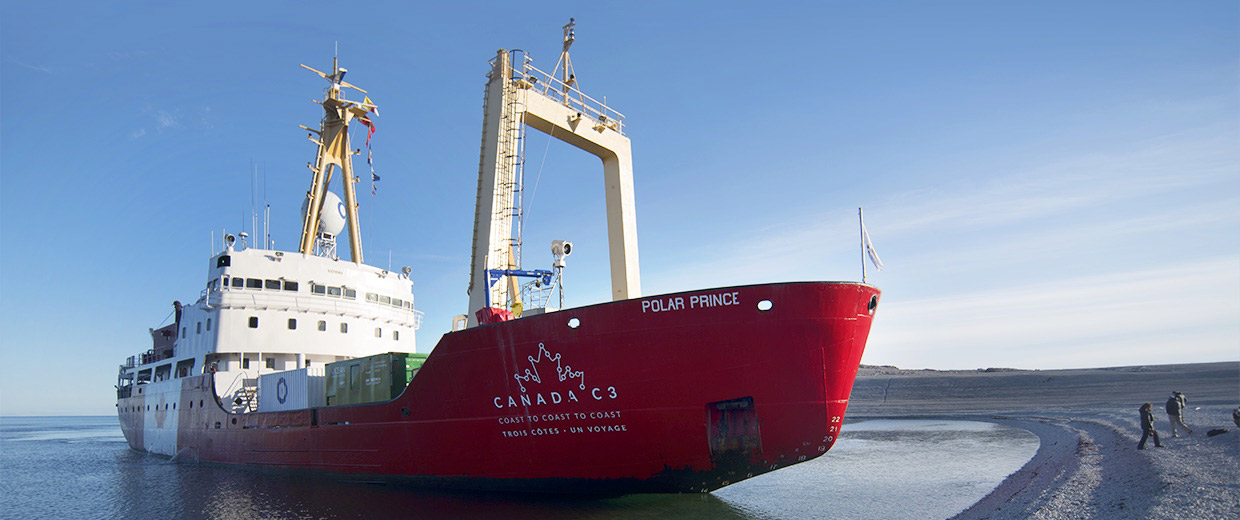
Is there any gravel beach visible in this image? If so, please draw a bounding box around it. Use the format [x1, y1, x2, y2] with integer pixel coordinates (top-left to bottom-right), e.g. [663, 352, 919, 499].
[848, 362, 1240, 519]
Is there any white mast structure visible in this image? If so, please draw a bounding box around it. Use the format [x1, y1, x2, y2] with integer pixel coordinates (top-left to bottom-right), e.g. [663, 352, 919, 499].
[467, 20, 641, 326]
[297, 56, 376, 263]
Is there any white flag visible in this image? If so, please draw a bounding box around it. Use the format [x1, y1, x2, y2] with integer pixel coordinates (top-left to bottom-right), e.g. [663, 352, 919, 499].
[862, 220, 884, 271]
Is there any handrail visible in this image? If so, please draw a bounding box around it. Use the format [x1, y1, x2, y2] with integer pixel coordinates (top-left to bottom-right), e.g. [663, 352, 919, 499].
[515, 58, 626, 135]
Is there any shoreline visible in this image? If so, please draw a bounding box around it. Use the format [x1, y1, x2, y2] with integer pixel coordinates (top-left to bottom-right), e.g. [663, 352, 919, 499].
[847, 361, 1239, 519]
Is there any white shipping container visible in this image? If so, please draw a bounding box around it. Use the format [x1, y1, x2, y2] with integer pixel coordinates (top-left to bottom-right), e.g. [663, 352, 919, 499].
[258, 367, 326, 412]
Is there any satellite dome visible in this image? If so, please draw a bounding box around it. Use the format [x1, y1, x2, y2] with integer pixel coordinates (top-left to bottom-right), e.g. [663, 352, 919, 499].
[300, 191, 348, 236]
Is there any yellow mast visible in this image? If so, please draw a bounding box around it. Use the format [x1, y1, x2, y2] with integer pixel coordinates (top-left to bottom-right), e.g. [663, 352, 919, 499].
[297, 57, 376, 263]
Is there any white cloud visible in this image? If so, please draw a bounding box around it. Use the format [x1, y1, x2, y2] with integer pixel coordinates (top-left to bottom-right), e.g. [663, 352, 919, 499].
[10, 59, 52, 74]
[865, 257, 1240, 369]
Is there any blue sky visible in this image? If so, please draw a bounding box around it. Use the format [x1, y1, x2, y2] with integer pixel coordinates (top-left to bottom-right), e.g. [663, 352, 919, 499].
[2, 2, 1236, 415]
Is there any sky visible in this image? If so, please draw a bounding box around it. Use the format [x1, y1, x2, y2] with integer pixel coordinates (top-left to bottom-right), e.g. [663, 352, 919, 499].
[1, 1, 1236, 415]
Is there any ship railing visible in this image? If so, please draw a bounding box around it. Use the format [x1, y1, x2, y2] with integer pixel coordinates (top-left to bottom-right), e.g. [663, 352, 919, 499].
[514, 58, 625, 135]
[209, 290, 425, 329]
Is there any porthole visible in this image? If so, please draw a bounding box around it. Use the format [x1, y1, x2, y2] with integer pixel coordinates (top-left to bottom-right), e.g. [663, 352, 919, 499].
[867, 295, 879, 315]
[567, 317, 581, 329]
[757, 300, 773, 311]
[231, 418, 237, 425]
[199, 400, 203, 408]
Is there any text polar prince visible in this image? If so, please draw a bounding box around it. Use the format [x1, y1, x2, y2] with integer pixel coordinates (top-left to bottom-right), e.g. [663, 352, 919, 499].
[642, 291, 741, 313]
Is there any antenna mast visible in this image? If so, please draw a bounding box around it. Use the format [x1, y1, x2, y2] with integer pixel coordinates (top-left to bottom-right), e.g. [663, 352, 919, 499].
[296, 56, 377, 264]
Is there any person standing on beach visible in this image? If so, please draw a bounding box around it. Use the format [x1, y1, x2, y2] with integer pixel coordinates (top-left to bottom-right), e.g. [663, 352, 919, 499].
[1139, 403, 1163, 449]
[1166, 391, 1192, 436]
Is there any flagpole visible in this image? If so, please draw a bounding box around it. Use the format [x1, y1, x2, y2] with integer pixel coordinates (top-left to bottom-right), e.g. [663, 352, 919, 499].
[859, 207, 866, 283]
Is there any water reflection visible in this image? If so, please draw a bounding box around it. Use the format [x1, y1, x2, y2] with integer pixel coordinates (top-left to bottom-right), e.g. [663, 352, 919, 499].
[3, 417, 1036, 520]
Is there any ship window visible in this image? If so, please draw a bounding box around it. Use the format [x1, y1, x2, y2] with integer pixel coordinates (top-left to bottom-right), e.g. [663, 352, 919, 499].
[366, 292, 379, 302]
[343, 288, 357, 300]
[340, 322, 348, 333]
[223, 276, 230, 287]
[283, 281, 299, 292]
[380, 296, 391, 305]
[197, 322, 202, 334]
[231, 277, 244, 288]
[392, 298, 403, 308]
[246, 278, 262, 289]
[350, 364, 360, 389]
[206, 318, 211, 331]
[317, 320, 326, 331]
[393, 330, 400, 341]
[265, 279, 281, 290]
[312, 284, 327, 295]
[249, 316, 259, 328]
[182, 327, 187, 338]
[242, 358, 250, 369]
[405, 302, 412, 310]
[265, 358, 275, 369]
[327, 286, 342, 297]
[288, 318, 297, 330]
[375, 327, 382, 338]
[216, 255, 231, 268]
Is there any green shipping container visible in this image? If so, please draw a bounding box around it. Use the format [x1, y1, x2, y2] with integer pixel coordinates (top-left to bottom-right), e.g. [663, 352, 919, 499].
[325, 352, 430, 406]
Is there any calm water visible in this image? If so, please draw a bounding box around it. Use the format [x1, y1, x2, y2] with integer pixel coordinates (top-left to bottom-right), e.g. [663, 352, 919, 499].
[0, 417, 1037, 519]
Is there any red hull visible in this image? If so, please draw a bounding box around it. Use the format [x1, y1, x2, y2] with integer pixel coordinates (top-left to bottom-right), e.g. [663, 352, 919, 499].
[119, 282, 879, 493]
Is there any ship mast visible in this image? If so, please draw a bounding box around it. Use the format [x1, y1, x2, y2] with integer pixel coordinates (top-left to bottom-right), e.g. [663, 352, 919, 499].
[467, 21, 640, 326]
[297, 56, 376, 263]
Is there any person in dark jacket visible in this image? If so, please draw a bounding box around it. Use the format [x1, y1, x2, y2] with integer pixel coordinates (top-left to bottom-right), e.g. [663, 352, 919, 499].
[1166, 391, 1192, 436]
[1139, 403, 1162, 449]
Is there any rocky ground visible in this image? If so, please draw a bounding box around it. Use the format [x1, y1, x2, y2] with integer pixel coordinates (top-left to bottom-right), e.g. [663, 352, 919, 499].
[847, 362, 1240, 519]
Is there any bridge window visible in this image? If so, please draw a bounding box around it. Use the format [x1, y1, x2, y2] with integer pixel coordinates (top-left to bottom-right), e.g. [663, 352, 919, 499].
[311, 284, 327, 295]
[392, 298, 403, 308]
[344, 288, 357, 300]
[265, 358, 275, 369]
[246, 278, 262, 289]
[231, 277, 244, 288]
[265, 279, 281, 290]
[366, 292, 379, 302]
[380, 296, 391, 305]
[327, 286, 342, 298]
[223, 276, 230, 287]
[283, 281, 298, 292]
